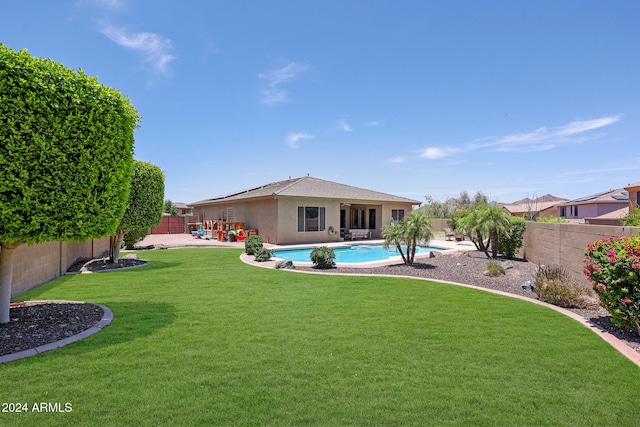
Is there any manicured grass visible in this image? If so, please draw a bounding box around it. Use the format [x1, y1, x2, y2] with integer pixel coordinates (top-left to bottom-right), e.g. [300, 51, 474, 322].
[3, 248, 640, 426]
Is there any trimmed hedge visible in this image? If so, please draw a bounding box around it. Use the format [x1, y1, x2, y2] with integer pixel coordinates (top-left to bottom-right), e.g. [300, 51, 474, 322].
[0, 43, 139, 244]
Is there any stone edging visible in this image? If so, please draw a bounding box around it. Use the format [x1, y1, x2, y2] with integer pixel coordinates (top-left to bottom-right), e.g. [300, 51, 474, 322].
[65, 259, 150, 275]
[0, 301, 113, 365]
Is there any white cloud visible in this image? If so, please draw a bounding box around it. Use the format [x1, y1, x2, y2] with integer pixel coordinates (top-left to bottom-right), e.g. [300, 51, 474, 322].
[390, 156, 406, 163]
[258, 62, 310, 104]
[555, 115, 622, 137]
[338, 119, 352, 132]
[418, 114, 623, 160]
[100, 22, 176, 79]
[363, 120, 381, 127]
[480, 114, 622, 151]
[286, 132, 314, 149]
[420, 147, 460, 160]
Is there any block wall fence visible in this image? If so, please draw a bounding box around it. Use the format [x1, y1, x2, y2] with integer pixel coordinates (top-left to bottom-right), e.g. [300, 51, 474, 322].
[4, 237, 110, 298]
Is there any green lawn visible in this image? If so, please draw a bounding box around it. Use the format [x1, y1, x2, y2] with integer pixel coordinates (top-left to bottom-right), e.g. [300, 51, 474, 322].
[3, 248, 640, 426]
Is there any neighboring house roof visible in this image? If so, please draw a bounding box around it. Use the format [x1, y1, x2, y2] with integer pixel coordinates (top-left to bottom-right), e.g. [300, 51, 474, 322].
[586, 206, 629, 221]
[174, 202, 190, 209]
[557, 188, 629, 206]
[190, 176, 421, 206]
[502, 201, 563, 215]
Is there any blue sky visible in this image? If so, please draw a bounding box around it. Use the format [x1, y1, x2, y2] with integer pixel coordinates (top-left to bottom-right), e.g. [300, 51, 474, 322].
[2, 1, 639, 204]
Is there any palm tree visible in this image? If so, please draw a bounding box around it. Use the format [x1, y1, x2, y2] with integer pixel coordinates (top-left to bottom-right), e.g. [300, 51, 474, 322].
[382, 211, 433, 265]
[477, 205, 511, 258]
[382, 221, 408, 264]
[457, 207, 488, 253]
[402, 211, 433, 264]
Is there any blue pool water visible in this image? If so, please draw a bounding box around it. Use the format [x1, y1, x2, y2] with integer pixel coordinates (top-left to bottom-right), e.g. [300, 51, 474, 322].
[273, 244, 444, 264]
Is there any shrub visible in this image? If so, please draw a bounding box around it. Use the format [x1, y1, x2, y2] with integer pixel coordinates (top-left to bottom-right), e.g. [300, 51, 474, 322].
[244, 235, 264, 255]
[584, 236, 640, 334]
[536, 216, 569, 223]
[623, 208, 640, 226]
[535, 264, 595, 309]
[254, 247, 274, 262]
[484, 261, 505, 277]
[310, 246, 336, 269]
[498, 216, 526, 259]
[123, 228, 148, 249]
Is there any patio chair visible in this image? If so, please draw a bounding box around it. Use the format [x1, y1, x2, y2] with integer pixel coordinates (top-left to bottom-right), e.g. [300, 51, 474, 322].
[444, 228, 455, 241]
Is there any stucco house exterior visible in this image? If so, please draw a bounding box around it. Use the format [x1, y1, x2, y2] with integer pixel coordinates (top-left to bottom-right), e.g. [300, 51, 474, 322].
[625, 182, 640, 211]
[557, 188, 629, 222]
[189, 176, 421, 245]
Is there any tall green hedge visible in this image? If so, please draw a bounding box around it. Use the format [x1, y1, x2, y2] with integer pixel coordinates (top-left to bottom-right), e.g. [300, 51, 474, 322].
[0, 43, 139, 244]
[110, 161, 164, 261]
[119, 161, 165, 232]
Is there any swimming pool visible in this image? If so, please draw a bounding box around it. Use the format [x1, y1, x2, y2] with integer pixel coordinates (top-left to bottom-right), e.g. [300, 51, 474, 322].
[273, 244, 444, 264]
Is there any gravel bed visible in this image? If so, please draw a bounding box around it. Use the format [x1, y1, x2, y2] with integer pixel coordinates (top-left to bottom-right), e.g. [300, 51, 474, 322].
[295, 250, 640, 354]
[0, 302, 104, 356]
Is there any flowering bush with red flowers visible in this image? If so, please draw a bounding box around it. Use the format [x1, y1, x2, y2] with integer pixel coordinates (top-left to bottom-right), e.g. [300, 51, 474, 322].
[584, 236, 640, 335]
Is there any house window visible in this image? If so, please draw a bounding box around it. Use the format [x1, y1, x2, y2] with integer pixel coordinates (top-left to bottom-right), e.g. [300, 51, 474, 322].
[391, 209, 405, 222]
[226, 207, 234, 222]
[368, 209, 376, 229]
[297, 207, 325, 232]
[559, 207, 566, 217]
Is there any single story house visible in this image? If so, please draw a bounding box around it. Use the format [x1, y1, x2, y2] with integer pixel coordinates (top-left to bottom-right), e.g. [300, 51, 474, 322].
[556, 188, 629, 221]
[189, 176, 421, 245]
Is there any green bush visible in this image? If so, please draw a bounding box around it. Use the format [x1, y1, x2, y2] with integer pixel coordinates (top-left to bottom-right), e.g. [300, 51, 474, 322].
[310, 246, 336, 269]
[535, 265, 595, 309]
[123, 228, 148, 249]
[484, 261, 505, 277]
[536, 216, 569, 223]
[498, 216, 526, 259]
[584, 236, 640, 334]
[254, 247, 274, 262]
[245, 235, 264, 255]
[623, 208, 640, 226]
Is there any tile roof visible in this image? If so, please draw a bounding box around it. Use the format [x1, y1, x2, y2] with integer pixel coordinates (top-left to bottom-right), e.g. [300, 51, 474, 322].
[190, 176, 421, 206]
[502, 201, 562, 214]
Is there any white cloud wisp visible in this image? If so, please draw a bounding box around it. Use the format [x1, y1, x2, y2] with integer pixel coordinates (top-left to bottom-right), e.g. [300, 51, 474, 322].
[286, 132, 314, 149]
[258, 62, 310, 105]
[100, 22, 176, 80]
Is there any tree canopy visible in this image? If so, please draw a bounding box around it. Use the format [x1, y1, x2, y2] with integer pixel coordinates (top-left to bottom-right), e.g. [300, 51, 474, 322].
[0, 44, 139, 322]
[0, 44, 139, 244]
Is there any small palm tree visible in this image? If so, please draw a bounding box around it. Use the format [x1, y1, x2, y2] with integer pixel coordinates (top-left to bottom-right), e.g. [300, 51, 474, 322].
[382, 211, 433, 265]
[477, 205, 511, 258]
[458, 207, 487, 253]
[402, 211, 433, 264]
[382, 221, 408, 264]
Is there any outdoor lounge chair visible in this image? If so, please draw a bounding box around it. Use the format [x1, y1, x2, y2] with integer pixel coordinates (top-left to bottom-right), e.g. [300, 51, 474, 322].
[444, 228, 455, 241]
[347, 229, 371, 240]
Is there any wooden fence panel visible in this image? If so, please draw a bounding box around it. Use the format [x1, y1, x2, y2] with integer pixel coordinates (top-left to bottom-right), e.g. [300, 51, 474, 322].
[150, 216, 186, 234]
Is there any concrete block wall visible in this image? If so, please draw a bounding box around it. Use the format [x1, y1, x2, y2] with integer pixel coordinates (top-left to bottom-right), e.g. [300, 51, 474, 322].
[6, 237, 110, 297]
[523, 222, 638, 284]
